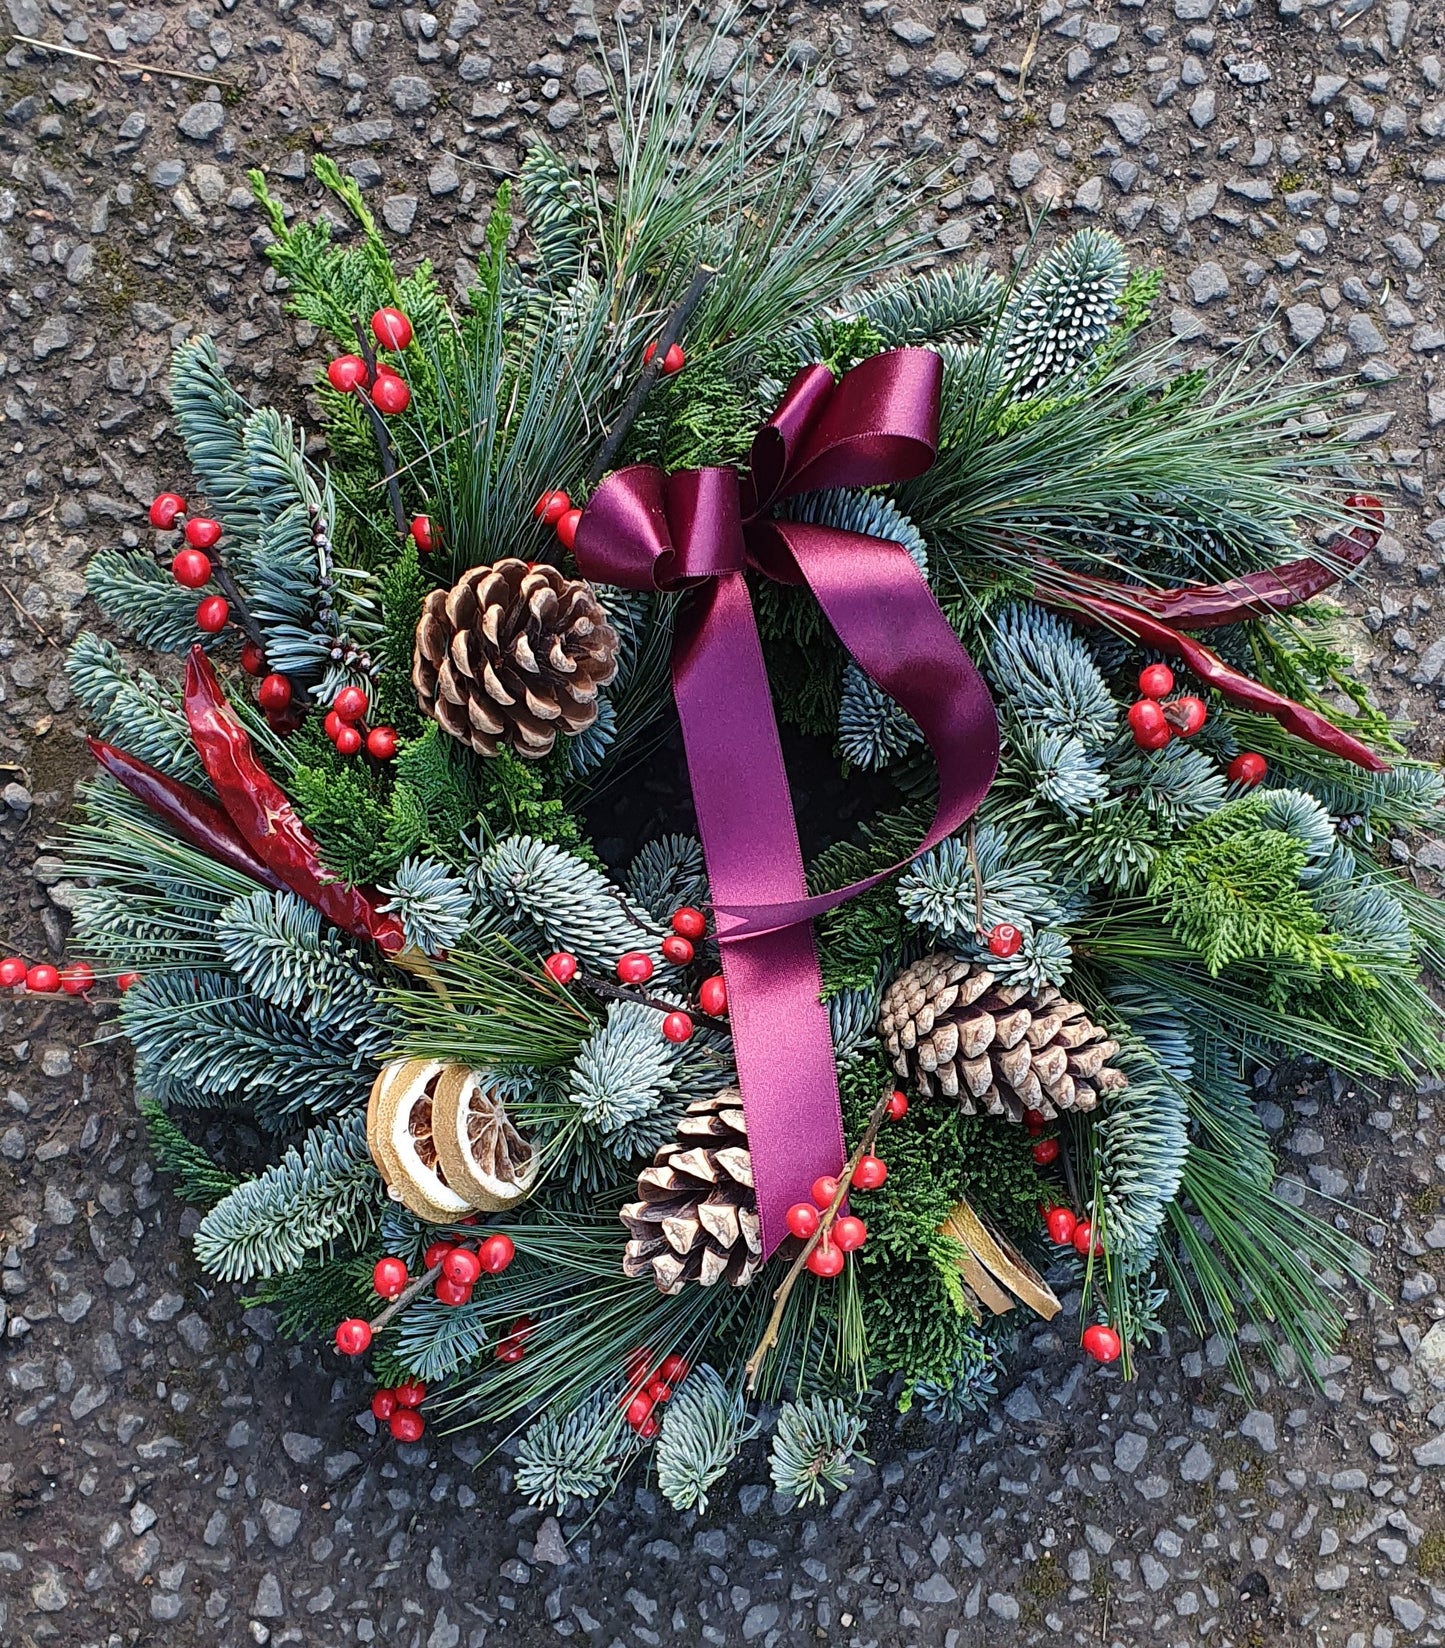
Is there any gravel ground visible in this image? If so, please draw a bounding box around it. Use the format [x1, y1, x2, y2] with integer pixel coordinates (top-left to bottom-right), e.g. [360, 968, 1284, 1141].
[3, 0, 1445, 1643]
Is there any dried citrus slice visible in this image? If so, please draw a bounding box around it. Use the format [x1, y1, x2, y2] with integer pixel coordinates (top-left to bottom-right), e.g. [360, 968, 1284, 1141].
[365, 1058, 474, 1225]
[431, 1066, 538, 1212]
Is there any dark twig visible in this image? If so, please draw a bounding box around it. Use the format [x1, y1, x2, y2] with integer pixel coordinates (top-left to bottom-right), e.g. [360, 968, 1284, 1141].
[368, 1262, 444, 1334]
[744, 1086, 894, 1392]
[584, 265, 719, 488]
[208, 562, 268, 655]
[576, 967, 730, 1037]
[352, 314, 410, 540]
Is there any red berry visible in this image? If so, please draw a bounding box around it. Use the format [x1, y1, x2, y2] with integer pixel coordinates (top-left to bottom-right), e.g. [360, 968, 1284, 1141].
[373, 1256, 409, 1298]
[477, 1232, 516, 1274]
[434, 1274, 473, 1306]
[697, 974, 727, 1016]
[1023, 1107, 1045, 1136]
[149, 492, 186, 529]
[661, 1011, 694, 1044]
[394, 1379, 426, 1408]
[171, 548, 212, 588]
[1137, 662, 1175, 700]
[241, 641, 267, 677]
[643, 341, 685, 374]
[335, 1318, 372, 1356]
[410, 515, 438, 553]
[785, 1201, 820, 1239]
[1082, 1324, 1122, 1364]
[661, 934, 694, 965]
[647, 1377, 673, 1402]
[389, 1408, 425, 1442]
[832, 1215, 867, 1252]
[327, 355, 371, 394]
[987, 922, 1023, 959]
[334, 685, 369, 723]
[625, 1392, 653, 1429]
[371, 1388, 397, 1421]
[0, 958, 27, 988]
[443, 1247, 482, 1287]
[1045, 1206, 1078, 1245]
[1166, 694, 1208, 737]
[195, 596, 230, 634]
[371, 372, 411, 414]
[59, 963, 94, 995]
[334, 725, 363, 757]
[1032, 1137, 1060, 1166]
[1127, 697, 1169, 748]
[496, 1341, 525, 1363]
[810, 1175, 840, 1210]
[184, 516, 222, 550]
[555, 507, 582, 550]
[658, 1353, 689, 1383]
[805, 1239, 845, 1278]
[544, 951, 578, 984]
[851, 1155, 887, 1191]
[116, 971, 142, 992]
[532, 489, 571, 525]
[25, 964, 60, 993]
[366, 726, 398, 761]
[886, 1090, 909, 1120]
[625, 1346, 653, 1383]
[257, 673, 292, 713]
[616, 951, 654, 985]
[1228, 752, 1267, 787]
[1072, 1218, 1101, 1256]
[670, 907, 707, 940]
[371, 307, 414, 351]
[423, 1240, 453, 1270]
[324, 710, 345, 742]
[638, 1414, 659, 1439]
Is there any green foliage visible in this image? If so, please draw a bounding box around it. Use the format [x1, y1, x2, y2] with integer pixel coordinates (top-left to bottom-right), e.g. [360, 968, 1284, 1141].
[568, 1000, 684, 1141]
[87, 549, 205, 652]
[243, 1253, 379, 1339]
[519, 140, 590, 292]
[137, 1096, 239, 1210]
[215, 888, 382, 1026]
[624, 354, 755, 472]
[656, 1366, 756, 1513]
[769, 1396, 869, 1505]
[68, 632, 204, 783]
[626, 835, 708, 923]
[379, 855, 473, 955]
[1150, 796, 1359, 977]
[516, 1390, 622, 1511]
[289, 745, 400, 884]
[193, 1112, 381, 1282]
[912, 1322, 1012, 1421]
[1002, 229, 1130, 397]
[856, 264, 1004, 346]
[375, 540, 430, 729]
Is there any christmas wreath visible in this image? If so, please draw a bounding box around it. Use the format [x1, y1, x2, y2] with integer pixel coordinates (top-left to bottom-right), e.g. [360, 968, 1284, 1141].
[35, 18, 1445, 1512]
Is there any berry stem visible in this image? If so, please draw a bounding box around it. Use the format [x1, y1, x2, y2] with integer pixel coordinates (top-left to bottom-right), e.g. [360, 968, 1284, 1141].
[743, 1085, 894, 1393]
[575, 966, 730, 1036]
[368, 1261, 443, 1334]
[350, 313, 409, 540]
[584, 264, 718, 489]
[208, 561, 267, 654]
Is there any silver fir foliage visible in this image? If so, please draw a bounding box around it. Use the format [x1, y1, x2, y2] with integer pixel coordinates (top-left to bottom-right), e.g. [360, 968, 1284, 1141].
[1001, 229, 1129, 398]
[379, 856, 474, 955]
[655, 1366, 756, 1514]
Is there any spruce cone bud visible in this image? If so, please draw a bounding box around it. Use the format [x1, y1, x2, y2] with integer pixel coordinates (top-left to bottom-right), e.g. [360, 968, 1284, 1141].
[412, 558, 619, 759]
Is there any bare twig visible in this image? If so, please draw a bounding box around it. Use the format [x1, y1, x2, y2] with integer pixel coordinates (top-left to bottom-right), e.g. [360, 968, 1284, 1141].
[368, 1262, 443, 1334]
[351, 315, 409, 540]
[576, 966, 730, 1037]
[10, 33, 241, 89]
[208, 562, 268, 655]
[965, 819, 985, 936]
[0, 579, 60, 648]
[584, 264, 718, 487]
[744, 1086, 894, 1392]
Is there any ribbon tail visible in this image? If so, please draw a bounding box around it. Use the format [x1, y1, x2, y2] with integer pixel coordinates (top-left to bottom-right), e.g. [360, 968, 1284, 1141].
[671, 574, 847, 1256]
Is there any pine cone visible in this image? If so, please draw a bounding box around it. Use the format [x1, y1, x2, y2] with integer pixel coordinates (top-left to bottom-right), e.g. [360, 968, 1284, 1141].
[877, 952, 1127, 1122]
[412, 559, 619, 759]
[620, 1089, 762, 1294]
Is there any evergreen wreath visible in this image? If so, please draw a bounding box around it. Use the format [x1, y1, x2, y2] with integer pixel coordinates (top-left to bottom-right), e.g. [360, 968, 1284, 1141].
[41, 14, 1445, 1516]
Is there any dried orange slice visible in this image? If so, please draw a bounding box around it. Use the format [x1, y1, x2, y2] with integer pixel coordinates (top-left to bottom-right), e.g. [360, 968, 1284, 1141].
[365, 1058, 474, 1225]
[431, 1066, 538, 1212]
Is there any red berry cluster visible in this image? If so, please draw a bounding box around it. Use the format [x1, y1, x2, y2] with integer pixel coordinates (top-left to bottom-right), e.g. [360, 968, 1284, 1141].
[322, 685, 398, 762]
[543, 907, 726, 1046]
[621, 1348, 690, 1439]
[1021, 1106, 1062, 1165]
[149, 492, 235, 637]
[533, 487, 583, 553]
[1038, 1206, 1120, 1361]
[326, 309, 414, 415]
[782, 1101, 905, 1279]
[369, 1378, 427, 1442]
[0, 957, 97, 994]
[422, 1231, 516, 1308]
[1126, 664, 1208, 751]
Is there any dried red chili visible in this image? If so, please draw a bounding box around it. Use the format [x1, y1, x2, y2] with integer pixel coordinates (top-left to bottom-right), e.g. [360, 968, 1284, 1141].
[182, 646, 407, 952]
[88, 738, 290, 892]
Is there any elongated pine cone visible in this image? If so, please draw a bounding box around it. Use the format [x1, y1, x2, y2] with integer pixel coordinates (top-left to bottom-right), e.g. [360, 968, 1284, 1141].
[877, 952, 1127, 1122]
[620, 1089, 762, 1294]
[412, 558, 619, 759]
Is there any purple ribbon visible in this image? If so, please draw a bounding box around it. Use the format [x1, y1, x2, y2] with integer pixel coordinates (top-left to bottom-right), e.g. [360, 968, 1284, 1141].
[575, 349, 1000, 1255]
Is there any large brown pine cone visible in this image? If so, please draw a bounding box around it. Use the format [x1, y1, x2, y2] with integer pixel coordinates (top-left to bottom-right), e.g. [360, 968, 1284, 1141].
[412, 558, 619, 759]
[878, 952, 1127, 1122]
[620, 1089, 763, 1294]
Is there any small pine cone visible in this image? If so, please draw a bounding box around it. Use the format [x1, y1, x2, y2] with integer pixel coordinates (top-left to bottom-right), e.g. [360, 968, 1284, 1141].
[412, 558, 619, 759]
[620, 1088, 762, 1295]
[877, 951, 1127, 1122]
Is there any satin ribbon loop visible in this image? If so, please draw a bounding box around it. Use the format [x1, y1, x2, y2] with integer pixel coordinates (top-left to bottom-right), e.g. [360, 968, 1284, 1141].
[572, 348, 998, 1256]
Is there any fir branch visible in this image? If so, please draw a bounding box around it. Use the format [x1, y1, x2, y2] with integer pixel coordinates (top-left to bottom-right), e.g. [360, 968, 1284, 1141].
[516, 1390, 623, 1511]
[137, 1095, 239, 1209]
[215, 888, 382, 1026]
[768, 1396, 869, 1506]
[67, 632, 204, 783]
[378, 856, 473, 956]
[626, 835, 708, 924]
[655, 1365, 756, 1514]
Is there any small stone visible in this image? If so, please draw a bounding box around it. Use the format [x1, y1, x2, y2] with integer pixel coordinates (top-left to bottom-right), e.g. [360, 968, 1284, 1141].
[1391, 1596, 1427, 1631]
[987, 1593, 1020, 1621]
[1229, 59, 1271, 84]
[32, 315, 70, 358]
[177, 102, 224, 141]
[1187, 262, 1230, 304]
[1103, 102, 1151, 146]
[1347, 315, 1388, 355]
[428, 158, 460, 196]
[1189, 90, 1216, 129]
[1180, 1441, 1214, 1482]
[891, 17, 936, 44]
[1315, 1563, 1350, 1591]
[1412, 1432, 1445, 1467]
[914, 1573, 958, 1604]
[1416, 1321, 1445, 1376]
[1008, 150, 1042, 189]
[741, 1603, 780, 1639]
[382, 195, 419, 234]
[253, 1573, 284, 1618]
[282, 1432, 323, 1464]
[1066, 47, 1092, 81]
[533, 1516, 570, 1566]
[387, 75, 434, 112]
[1311, 74, 1347, 105]
[1240, 1410, 1277, 1452]
[1115, 1433, 1149, 1473]
[260, 1499, 302, 1548]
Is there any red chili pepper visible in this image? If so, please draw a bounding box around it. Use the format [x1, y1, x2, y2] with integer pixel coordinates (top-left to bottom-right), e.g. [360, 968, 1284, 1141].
[1040, 591, 1389, 773]
[88, 738, 290, 892]
[182, 647, 407, 952]
[1032, 501, 1383, 633]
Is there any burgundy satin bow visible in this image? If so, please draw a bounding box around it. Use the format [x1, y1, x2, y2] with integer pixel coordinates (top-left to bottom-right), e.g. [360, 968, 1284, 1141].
[575, 349, 1000, 1254]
